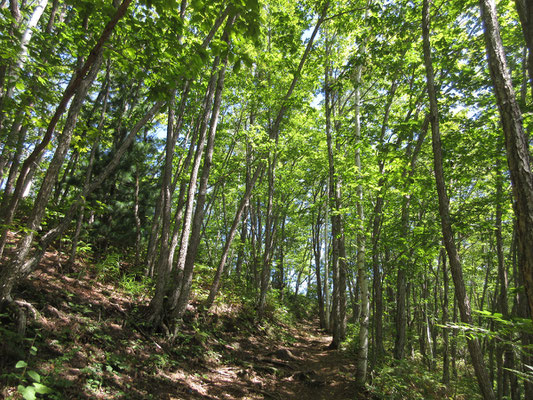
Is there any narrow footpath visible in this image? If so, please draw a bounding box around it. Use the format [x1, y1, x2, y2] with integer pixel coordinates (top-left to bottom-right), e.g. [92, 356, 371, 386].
[190, 320, 362, 400]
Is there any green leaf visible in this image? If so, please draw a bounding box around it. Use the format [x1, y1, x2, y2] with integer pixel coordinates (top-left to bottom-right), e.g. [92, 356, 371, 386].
[124, 48, 136, 59]
[17, 385, 36, 400]
[27, 370, 40, 382]
[15, 360, 28, 368]
[33, 382, 53, 394]
[15, 81, 25, 91]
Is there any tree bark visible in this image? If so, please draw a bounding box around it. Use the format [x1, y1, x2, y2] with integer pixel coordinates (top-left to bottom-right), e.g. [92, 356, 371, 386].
[354, 43, 369, 388]
[0, 0, 48, 127]
[423, 1, 495, 398]
[441, 247, 450, 385]
[480, 0, 533, 322]
[257, 2, 329, 318]
[312, 196, 326, 329]
[0, 49, 105, 301]
[150, 60, 220, 325]
[324, 47, 343, 348]
[323, 197, 331, 331]
[514, 0, 533, 98]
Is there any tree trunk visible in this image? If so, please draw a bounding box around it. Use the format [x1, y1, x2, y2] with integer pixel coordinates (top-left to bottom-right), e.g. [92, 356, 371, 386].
[206, 165, 263, 308]
[354, 51, 369, 389]
[324, 197, 331, 331]
[480, 0, 533, 323]
[514, 0, 533, 98]
[257, 3, 329, 318]
[423, 1, 495, 398]
[0, 48, 105, 301]
[325, 51, 343, 348]
[312, 199, 326, 329]
[0, 0, 48, 128]
[441, 247, 450, 385]
[0, 112, 29, 207]
[150, 57, 221, 325]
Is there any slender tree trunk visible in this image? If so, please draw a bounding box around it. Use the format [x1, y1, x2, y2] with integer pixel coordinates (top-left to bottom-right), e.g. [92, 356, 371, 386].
[312, 200, 326, 329]
[394, 119, 428, 360]
[150, 57, 221, 325]
[371, 190, 384, 363]
[0, 48, 106, 301]
[148, 1, 229, 318]
[235, 119, 254, 279]
[514, 0, 533, 98]
[148, 91, 179, 327]
[324, 197, 331, 330]
[0, 0, 48, 127]
[257, 3, 329, 319]
[423, 1, 495, 398]
[206, 165, 263, 308]
[442, 247, 450, 385]
[276, 217, 286, 300]
[480, 0, 533, 322]
[494, 164, 515, 399]
[1, 113, 29, 206]
[354, 54, 369, 389]
[451, 294, 458, 381]
[325, 52, 342, 348]
[133, 163, 142, 264]
[0, 104, 26, 185]
[16, 0, 49, 71]
[258, 151, 277, 317]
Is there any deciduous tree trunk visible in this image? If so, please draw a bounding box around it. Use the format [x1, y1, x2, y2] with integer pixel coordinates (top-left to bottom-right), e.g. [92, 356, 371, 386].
[514, 0, 533, 97]
[0, 49, 105, 302]
[480, 0, 533, 323]
[206, 165, 263, 308]
[423, 1, 495, 398]
[354, 49, 369, 389]
[441, 247, 450, 385]
[257, 3, 329, 318]
[0, 99, 164, 302]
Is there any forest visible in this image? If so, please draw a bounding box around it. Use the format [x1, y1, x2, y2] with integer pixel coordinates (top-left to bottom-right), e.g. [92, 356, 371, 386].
[1, 0, 533, 398]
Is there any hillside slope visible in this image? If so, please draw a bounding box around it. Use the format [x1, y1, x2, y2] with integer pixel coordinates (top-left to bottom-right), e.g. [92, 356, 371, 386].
[0, 252, 363, 400]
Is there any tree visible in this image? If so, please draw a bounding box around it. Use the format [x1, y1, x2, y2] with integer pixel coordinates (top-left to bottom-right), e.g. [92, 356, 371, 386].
[479, 0, 533, 323]
[422, 0, 495, 398]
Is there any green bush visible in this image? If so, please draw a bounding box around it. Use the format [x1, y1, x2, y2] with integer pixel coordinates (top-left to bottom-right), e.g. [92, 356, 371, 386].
[95, 253, 121, 282]
[370, 359, 451, 400]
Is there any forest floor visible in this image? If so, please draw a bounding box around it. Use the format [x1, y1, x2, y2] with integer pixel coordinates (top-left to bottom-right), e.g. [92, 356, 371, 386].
[0, 247, 368, 400]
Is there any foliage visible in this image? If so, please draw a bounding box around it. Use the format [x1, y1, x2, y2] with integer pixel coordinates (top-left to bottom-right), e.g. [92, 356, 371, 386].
[95, 252, 122, 282]
[370, 359, 469, 400]
[15, 359, 53, 400]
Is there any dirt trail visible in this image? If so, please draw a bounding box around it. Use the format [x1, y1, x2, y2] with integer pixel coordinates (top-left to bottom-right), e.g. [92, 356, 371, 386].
[266, 322, 359, 400]
[197, 320, 361, 400]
